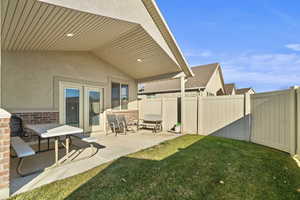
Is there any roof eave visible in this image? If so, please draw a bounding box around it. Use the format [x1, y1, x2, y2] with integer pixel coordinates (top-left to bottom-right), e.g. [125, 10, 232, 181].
[142, 0, 194, 78]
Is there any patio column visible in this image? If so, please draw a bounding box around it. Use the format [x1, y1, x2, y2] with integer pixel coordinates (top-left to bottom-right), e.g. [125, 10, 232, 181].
[180, 75, 185, 134]
[0, 109, 11, 199]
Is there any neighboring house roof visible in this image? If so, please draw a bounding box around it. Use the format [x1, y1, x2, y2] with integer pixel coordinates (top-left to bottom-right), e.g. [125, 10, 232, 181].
[140, 63, 223, 94]
[236, 88, 255, 94]
[224, 83, 236, 95]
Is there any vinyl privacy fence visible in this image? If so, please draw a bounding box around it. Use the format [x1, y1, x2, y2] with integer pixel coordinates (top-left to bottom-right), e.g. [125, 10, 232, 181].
[297, 88, 300, 155]
[251, 88, 300, 155]
[139, 88, 300, 156]
[139, 94, 251, 140]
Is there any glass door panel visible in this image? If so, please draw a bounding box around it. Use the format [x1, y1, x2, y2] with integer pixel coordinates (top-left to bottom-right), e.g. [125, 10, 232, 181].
[89, 91, 100, 126]
[85, 87, 103, 133]
[59, 82, 83, 128]
[65, 88, 80, 127]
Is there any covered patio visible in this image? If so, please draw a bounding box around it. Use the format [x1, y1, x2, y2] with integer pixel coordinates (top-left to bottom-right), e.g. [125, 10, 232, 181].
[10, 130, 179, 196]
[0, 0, 193, 198]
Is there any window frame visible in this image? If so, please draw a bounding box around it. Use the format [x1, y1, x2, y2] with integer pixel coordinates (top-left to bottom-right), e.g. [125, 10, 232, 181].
[111, 82, 129, 110]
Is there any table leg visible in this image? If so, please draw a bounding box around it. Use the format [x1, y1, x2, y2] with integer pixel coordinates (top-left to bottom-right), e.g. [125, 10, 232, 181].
[38, 137, 41, 152]
[47, 138, 50, 151]
[66, 136, 70, 159]
[55, 137, 59, 165]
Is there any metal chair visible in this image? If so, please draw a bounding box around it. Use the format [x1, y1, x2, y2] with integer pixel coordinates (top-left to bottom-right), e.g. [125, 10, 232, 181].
[106, 114, 126, 136]
[117, 115, 136, 133]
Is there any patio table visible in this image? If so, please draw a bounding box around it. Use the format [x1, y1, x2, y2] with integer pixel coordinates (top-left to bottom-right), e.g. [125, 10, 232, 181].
[25, 124, 83, 165]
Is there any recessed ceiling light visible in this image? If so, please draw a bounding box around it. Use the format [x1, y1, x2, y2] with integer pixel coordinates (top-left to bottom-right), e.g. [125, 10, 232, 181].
[66, 33, 74, 37]
[137, 59, 142, 62]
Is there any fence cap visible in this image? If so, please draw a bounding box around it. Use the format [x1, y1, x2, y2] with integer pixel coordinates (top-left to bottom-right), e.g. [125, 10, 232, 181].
[290, 86, 299, 89]
[0, 108, 11, 119]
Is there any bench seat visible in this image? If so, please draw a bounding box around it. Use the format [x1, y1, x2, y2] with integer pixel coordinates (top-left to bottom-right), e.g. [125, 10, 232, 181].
[11, 137, 35, 158]
[11, 137, 37, 177]
[72, 133, 98, 143]
[71, 133, 98, 159]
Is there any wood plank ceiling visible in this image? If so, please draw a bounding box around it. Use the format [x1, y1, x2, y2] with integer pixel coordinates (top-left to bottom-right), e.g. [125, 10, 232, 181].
[1, 0, 180, 79]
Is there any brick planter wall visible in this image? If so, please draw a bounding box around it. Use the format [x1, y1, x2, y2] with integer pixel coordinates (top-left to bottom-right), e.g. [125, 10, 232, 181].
[0, 109, 11, 199]
[13, 112, 59, 125]
[110, 110, 139, 124]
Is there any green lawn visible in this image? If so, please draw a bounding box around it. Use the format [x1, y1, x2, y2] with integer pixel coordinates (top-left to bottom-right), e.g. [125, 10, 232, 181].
[11, 135, 300, 200]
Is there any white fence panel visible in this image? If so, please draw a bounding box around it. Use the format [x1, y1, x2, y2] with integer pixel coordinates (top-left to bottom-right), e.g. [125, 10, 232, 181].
[183, 96, 198, 133]
[138, 98, 162, 120]
[251, 89, 296, 153]
[162, 98, 178, 131]
[198, 95, 245, 136]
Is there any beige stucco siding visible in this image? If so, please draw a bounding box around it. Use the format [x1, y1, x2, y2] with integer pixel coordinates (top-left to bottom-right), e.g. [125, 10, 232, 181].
[205, 68, 224, 95]
[40, 0, 177, 65]
[2, 51, 137, 112]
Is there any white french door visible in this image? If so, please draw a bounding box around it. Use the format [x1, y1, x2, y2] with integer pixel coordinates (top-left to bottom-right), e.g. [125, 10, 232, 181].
[84, 87, 103, 133]
[59, 82, 103, 133]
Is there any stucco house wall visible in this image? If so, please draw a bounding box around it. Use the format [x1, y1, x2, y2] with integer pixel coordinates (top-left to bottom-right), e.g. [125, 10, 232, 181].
[2, 51, 138, 113]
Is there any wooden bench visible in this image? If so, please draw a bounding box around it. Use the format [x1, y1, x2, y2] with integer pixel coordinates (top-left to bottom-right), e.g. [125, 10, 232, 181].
[11, 137, 36, 177]
[71, 133, 98, 157]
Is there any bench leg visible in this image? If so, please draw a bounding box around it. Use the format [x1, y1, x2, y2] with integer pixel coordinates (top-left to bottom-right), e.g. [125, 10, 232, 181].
[89, 143, 97, 157]
[16, 158, 24, 177]
[17, 158, 42, 177]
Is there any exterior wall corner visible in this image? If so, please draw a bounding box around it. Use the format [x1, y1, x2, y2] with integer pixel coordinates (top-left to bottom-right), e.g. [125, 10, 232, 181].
[0, 109, 11, 199]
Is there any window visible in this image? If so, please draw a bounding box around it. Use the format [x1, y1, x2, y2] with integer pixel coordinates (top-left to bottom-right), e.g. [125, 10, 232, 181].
[121, 84, 129, 110]
[111, 82, 129, 110]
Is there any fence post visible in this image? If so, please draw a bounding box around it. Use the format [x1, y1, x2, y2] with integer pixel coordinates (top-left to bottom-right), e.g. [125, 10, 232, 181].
[297, 88, 300, 155]
[161, 97, 165, 131]
[196, 95, 199, 134]
[289, 88, 297, 155]
[180, 76, 185, 134]
[243, 94, 246, 116]
[197, 96, 202, 135]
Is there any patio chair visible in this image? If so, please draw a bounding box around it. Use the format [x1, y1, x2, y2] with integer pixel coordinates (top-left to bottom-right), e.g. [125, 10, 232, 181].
[117, 115, 137, 133]
[106, 114, 126, 136]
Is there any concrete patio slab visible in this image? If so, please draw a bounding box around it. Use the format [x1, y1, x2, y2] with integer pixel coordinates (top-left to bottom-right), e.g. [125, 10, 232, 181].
[10, 131, 179, 196]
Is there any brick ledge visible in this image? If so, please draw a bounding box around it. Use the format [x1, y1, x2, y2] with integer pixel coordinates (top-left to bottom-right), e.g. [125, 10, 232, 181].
[0, 109, 11, 119]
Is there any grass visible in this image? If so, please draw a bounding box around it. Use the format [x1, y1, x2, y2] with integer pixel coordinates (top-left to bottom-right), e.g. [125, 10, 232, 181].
[11, 135, 300, 200]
